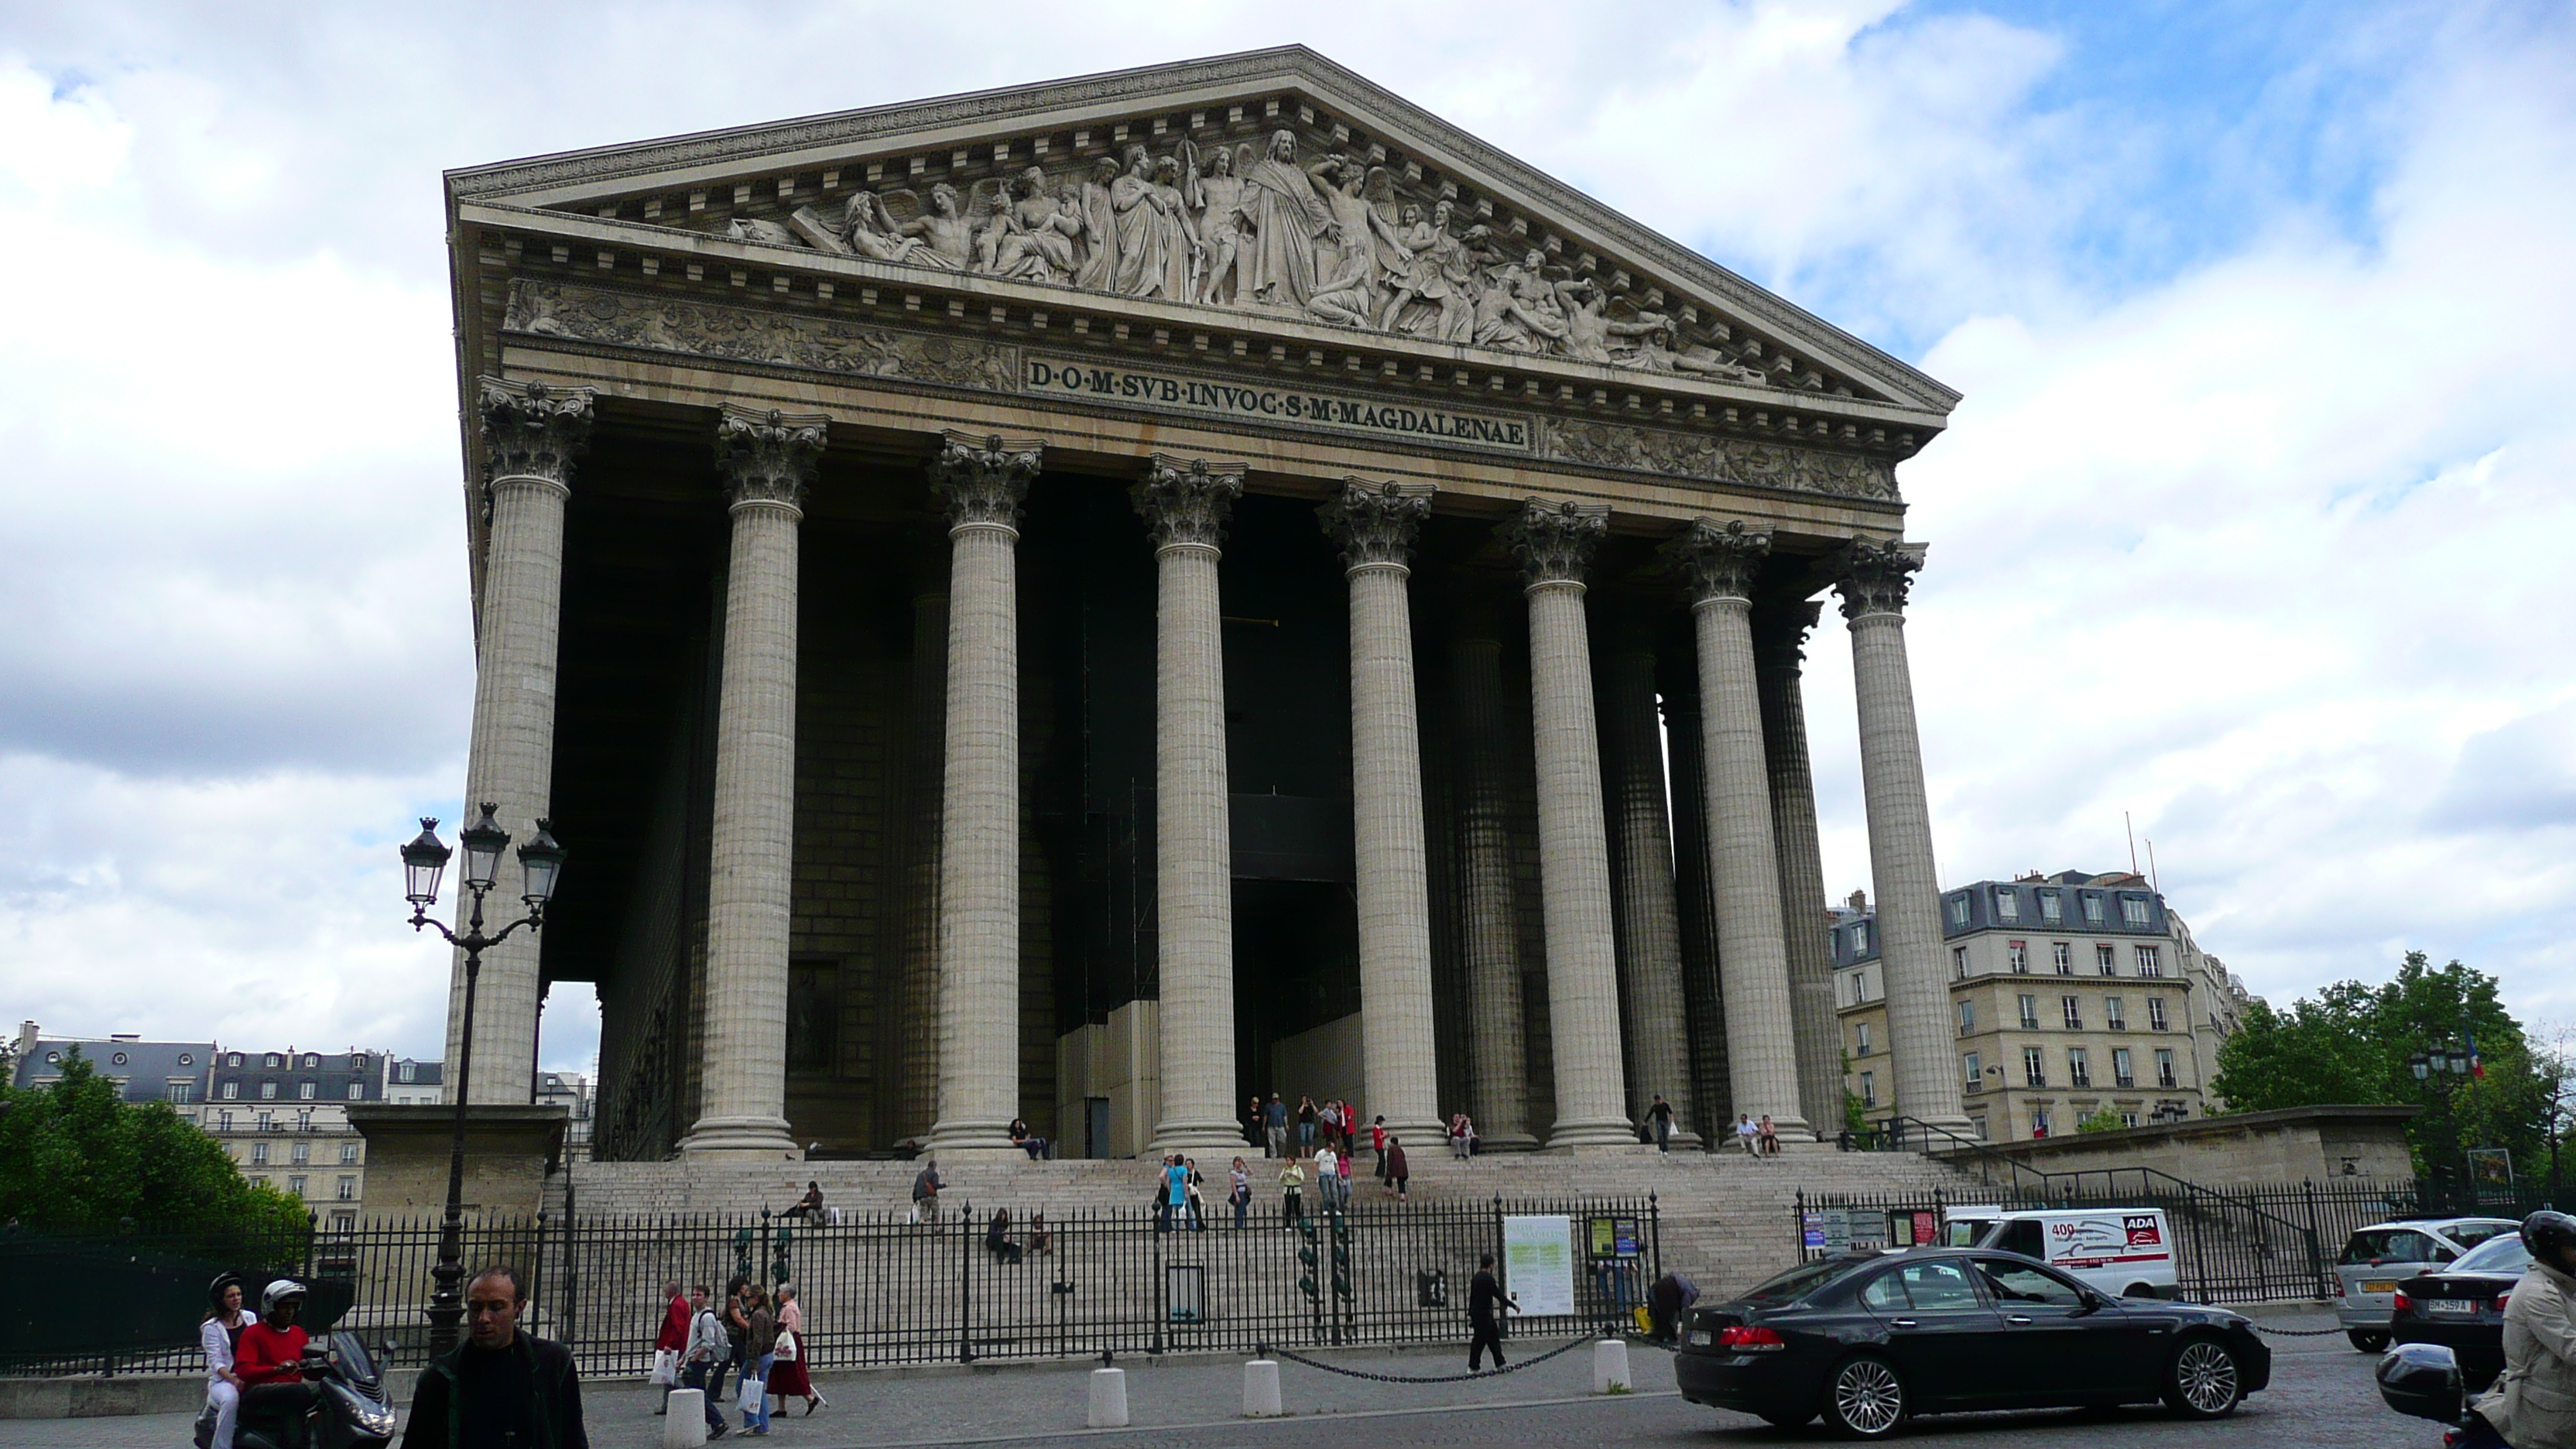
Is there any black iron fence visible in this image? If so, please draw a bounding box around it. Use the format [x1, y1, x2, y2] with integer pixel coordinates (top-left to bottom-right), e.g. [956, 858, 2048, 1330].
[1794, 1177, 2552, 1306]
[7, 1194, 1658, 1379]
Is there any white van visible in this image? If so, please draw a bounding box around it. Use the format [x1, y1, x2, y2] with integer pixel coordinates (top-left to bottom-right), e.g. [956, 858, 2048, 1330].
[1940, 1206, 2180, 1300]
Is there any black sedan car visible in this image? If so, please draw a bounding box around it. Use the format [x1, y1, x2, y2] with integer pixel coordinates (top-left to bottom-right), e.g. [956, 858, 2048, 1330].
[2392, 1231, 2531, 1392]
[1675, 1247, 2270, 1437]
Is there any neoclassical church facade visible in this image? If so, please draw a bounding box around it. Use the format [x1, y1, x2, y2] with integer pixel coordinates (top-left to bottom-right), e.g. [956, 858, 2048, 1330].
[437, 47, 1970, 1162]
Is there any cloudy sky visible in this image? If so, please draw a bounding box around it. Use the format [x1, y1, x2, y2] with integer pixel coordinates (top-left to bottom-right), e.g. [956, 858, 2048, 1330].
[2, 1, 2570, 1074]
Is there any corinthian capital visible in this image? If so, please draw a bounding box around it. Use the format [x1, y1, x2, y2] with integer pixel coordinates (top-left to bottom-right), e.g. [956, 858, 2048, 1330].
[1501, 498, 1608, 589]
[1832, 538, 1927, 620]
[1319, 479, 1434, 571]
[1664, 517, 1772, 605]
[714, 405, 830, 511]
[477, 376, 594, 488]
[1752, 600, 1825, 674]
[1132, 455, 1245, 552]
[930, 431, 1043, 533]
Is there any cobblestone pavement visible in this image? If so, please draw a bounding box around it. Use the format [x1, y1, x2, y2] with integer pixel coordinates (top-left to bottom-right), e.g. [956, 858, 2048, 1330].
[0, 1313, 2428, 1448]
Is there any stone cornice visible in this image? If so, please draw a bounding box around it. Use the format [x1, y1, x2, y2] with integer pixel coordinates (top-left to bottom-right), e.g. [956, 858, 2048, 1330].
[1833, 538, 1927, 621]
[1133, 455, 1245, 552]
[1319, 479, 1434, 571]
[476, 375, 594, 488]
[1502, 498, 1608, 589]
[1666, 517, 1772, 605]
[714, 405, 829, 512]
[930, 431, 1043, 533]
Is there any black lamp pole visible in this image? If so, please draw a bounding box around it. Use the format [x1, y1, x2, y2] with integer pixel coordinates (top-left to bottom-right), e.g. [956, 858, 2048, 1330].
[400, 803, 564, 1355]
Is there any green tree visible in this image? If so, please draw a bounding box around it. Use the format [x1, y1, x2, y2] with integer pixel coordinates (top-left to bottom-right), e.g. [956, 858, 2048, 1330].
[2212, 951, 2549, 1179]
[0, 1046, 307, 1233]
[2075, 1106, 2126, 1135]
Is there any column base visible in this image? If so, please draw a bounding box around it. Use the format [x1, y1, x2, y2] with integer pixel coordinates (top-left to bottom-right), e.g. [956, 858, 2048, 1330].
[676, 1115, 803, 1161]
[1471, 1131, 1543, 1153]
[921, 1116, 1022, 1160]
[1543, 1115, 1644, 1150]
[1149, 1116, 1254, 1156]
[1649, 1131, 1705, 1151]
[1375, 1118, 1449, 1153]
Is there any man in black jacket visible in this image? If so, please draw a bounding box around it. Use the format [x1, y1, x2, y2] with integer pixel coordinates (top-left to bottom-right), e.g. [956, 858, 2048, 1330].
[1468, 1252, 1518, 1371]
[402, 1266, 587, 1448]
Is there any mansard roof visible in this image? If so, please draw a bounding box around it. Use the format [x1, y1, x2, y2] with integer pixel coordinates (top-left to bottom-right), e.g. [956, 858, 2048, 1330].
[446, 46, 1958, 430]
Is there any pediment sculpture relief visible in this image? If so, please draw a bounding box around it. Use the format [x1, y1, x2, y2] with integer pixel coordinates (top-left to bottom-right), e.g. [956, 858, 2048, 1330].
[693, 128, 1771, 385]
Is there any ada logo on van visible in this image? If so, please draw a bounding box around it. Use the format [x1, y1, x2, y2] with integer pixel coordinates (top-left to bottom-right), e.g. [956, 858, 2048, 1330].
[2124, 1214, 2164, 1248]
[1024, 356, 1535, 455]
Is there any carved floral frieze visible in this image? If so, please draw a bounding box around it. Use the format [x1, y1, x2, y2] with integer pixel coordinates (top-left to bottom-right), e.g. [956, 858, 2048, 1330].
[1540, 420, 1896, 502]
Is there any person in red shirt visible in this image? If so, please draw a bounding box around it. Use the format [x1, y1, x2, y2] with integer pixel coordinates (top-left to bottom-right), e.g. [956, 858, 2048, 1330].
[235, 1281, 317, 1447]
[653, 1280, 690, 1416]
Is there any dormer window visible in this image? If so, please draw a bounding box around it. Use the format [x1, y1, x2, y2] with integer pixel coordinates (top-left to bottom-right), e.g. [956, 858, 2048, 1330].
[1993, 889, 2019, 923]
[2038, 891, 2062, 923]
[2081, 893, 2105, 923]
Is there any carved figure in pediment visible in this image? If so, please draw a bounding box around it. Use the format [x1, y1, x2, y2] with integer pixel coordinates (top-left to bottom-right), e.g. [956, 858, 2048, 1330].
[875, 182, 979, 270]
[725, 217, 802, 248]
[1107, 145, 1202, 301]
[839, 190, 957, 269]
[1377, 200, 1474, 341]
[1555, 279, 1670, 366]
[1236, 128, 1341, 310]
[1306, 235, 1382, 327]
[1618, 324, 1766, 383]
[977, 168, 1083, 283]
[1074, 156, 1122, 292]
[1473, 248, 1571, 354]
[1315, 156, 1407, 319]
[1184, 141, 1255, 307]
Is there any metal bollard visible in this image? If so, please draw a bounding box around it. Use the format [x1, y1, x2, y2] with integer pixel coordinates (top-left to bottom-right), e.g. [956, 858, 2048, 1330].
[1591, 1337, 1632, 1394]
[1242, 1358, 1283, 1417]
[1089, 1365, 1130, 1428]
[660, 1389, 707, 1447]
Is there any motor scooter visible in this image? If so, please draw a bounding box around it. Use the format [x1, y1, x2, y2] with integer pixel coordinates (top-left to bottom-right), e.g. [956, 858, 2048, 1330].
[2378, 1342, 2509, 1449]
[222, 1332, 396, 1449]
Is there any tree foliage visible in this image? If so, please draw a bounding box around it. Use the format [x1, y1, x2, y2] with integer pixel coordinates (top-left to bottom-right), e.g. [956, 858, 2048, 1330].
[2213, 951, 2558, 1179]
[0, 1047, 308, 1233]
[2075, 1106, 2126, 1135]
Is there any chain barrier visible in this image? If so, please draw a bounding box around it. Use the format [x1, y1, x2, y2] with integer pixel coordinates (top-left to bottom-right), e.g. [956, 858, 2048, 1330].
[1258, 1332, 1601, 1385]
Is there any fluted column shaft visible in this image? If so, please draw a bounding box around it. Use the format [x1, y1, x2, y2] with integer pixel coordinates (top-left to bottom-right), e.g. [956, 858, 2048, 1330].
[888, 577, 947, 1144]
[1322, 481, 1444, 1146]
[1503, 500, 1632, 1148]
[1136, 457, 1247, 1153]
[1838, 540, 1970, 1132]
[682, 406, 827, 1160]
[925, 436, 1043, 1157]
[1596, 638, 1697, 1145]
[1658, 679, 1730, 1143]
[1450, 634, 1536, 1148]
[447, 379, 591, 1105]
[1756, 602, 1844, 1135]
[1670, 520, 1810, 1138]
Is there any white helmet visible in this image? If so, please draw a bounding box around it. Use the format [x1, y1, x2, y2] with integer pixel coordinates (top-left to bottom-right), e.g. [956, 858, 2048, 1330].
[262, 1279, 308, 1315]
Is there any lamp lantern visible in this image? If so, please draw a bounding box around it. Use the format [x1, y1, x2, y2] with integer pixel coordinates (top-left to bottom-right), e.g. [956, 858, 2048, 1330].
[400, 819, 452, 909]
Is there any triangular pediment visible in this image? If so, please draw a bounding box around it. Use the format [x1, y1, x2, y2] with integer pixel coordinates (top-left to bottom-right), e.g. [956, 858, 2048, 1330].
[448, 47, 1956, 424]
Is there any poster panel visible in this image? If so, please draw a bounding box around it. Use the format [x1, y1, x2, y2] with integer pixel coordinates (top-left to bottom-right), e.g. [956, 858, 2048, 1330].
[1503, 1214, 1577, 1316]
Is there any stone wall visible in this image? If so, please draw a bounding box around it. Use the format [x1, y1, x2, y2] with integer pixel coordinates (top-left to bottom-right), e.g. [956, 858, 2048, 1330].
[348, 1105, 567, 1218]
[1940, 1104, 2420, 1187]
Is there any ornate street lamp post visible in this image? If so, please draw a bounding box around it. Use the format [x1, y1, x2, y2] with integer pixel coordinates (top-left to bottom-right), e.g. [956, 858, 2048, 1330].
[399, 803, 564, 1355]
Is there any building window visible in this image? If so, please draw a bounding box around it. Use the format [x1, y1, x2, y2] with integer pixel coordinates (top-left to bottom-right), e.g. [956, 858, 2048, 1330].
[221, 1081, 239, 1100]
[169, 1082, 193, 1104]
[2093, 944, 2115, 974]
[255, 1112, 273, 1132]
[287, 1176, 307, 1198]
[336, 1177, 357, 1201]
[259, 1081, 277, 1101]
[1994, 889, 2019, 923]
[291, 1141, 310, 1165]
[265, 1054, 282, 1069]
[2156, 1049, 2178, 1089]
[299, 1081, 316, 1101]
[2148, 998, 2170, 1032]
[2061, 995, 2083, 1030]
[2023, 1047, 2047, 1088]
[2039, 891, 2062, 923]
[2135, 945, 2163, 977]
[303, 1053, 320, 1069]
[349, 1054, 366, 1071]
[1964, 1053, 1982, 1089]
[1952, 946, 1968, 980]
[1958, 1000, 1975, 1035]
[340, 1142, 359, 1164]
[296, 1110, 312, 1132]
[2081, 893, 2105, 923]
[2067, 1048, 2091, 1088]
[2031, 1105, 2053, 1136]
[2121, 896, 2150, 926]
[227, 1053, 243, 1067]
[348, 1082, 363, 1101]
[331, 1211, 356, 1231]
[2105, 996, 2127, 1030]
[1859, 1071, 1877, 1108]
[2018, 994, 2040, 1030]
[397, 1062, 416, 1084]
[2009, 940, 2030, 974]
[251, 1142, 269, 1164]
[1854, 1023, 1873, 1057]
[179, 1052, 194, 1067]
[1947, 894, 1971, 927]
[2114, 1046, 2136, 1088]
[217, 1111, 233, 1132]
[1971, 1115, 1989, 1139]
[2047, 942, 2069, 974]
[1849, 921, 1871, 954]
[2120, 1111, 2140, 1129]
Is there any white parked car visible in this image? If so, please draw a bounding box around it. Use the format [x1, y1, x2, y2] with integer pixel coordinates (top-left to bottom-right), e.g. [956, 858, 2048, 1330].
[1940, 1206, 2180, 1301]
[2334, 1217, 2518, 1351]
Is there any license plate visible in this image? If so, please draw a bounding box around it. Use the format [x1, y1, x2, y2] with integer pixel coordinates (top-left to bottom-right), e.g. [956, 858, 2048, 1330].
[2427, 1300, 2480, 1315]
[2362, 1280, 2397, 1293]
[1687, 1330, 1712, 1346]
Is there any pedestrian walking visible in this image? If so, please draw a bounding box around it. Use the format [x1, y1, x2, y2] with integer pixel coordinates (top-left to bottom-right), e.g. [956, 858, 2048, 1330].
[652, 1279, 688, 1416]
[715, 1277, 752, 1412]
[1386, 1137, 1410, 1201]
[1468, 1253, 1519, 1371]
[738, 1286, 777, 1436]
[1370, 1115, 1387, 1162]
[1314, 1142, 1338, 1211]
[768, 1284, 824, 1415]
[911, 1159, 943, 1222]
[401, 1266, 590, 1449]
[680, 1286, 731, 1440]
[1297, 1095, 1317, 1153]
[1185, 1158, 1208, 1231]
[1228, 1157, 1252, 1229]
[1159, 1153, 1189, 1233]
[194, 1276, 247, 1449]
[1264, 1093, 1288, 1159]
[1278, 1156, 1307, 1226]
[1648, 1094, 1674, 1152]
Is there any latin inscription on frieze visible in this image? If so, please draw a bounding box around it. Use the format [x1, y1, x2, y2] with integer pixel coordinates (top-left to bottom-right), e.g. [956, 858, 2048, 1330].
[1023, 355, 1533, 455]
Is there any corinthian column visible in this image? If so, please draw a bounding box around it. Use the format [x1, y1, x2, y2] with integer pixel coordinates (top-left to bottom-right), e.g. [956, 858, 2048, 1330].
[680, 406, 827, 1160]
[1134, 457, 1247, 1153]
[923, 433, 1043, 1158]
[1836, 540, 1970, 1132]
[1755, 601, 1843, 1136]
[1594, 627, 1697, 1146]
[448, 378, 591, 1105]
[1319, 480, 1444, 1146]
[1449, 629, 1536, 1150]
[1499, 499, 1632, 1149]
[1667, 519, 1810, 1139]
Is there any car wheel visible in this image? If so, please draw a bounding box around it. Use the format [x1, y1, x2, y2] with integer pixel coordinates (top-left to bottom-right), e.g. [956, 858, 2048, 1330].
[2163, 1336, 2247, 1419]
[2348, 1329, 2390, 1352]
[1822, 1354, 1908, 1438]
[2123, 1281, 2158, 1300]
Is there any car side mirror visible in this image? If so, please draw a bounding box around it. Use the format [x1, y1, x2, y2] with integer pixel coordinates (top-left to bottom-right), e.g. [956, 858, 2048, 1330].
[2078, 1290, 2104, 1313]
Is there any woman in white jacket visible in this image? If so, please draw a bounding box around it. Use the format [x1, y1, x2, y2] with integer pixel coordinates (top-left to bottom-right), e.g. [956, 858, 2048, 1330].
[2476, 1211, 2576, 1449]
[194, 1276, 248, 1449]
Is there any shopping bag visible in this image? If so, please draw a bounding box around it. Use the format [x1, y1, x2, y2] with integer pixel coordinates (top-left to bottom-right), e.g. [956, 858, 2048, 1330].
[737, 1375, 766, 1414]
[649, 1348, 679, 1386]
[772, 1330, 798, 1364]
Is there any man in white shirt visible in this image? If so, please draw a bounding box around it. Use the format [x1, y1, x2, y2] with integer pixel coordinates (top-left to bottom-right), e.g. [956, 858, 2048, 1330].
[1735, 1115, 1760, 1156]
[1315, 1144, 1341, 1210]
